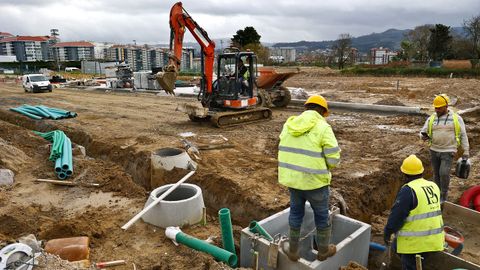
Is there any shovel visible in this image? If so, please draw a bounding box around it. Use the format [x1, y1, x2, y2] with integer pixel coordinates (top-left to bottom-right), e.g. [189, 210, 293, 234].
[380, 242, 392, 270]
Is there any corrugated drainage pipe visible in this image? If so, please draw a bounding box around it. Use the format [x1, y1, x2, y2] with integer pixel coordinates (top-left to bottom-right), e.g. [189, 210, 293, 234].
[219, 208, 236, 266]
[249, 221, 273, 241]
[459, 185, 480, 209]
[165, 227, 237, 268]
[473, 193, 480, 212]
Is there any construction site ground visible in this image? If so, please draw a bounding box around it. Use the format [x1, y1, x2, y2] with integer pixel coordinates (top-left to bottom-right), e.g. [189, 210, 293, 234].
[1, 68, 479, 269]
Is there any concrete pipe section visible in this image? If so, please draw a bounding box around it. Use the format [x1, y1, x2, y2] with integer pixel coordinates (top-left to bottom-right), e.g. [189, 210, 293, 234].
[152, 148, 197, 171]
[141, 183, 205, 228]
[151, 147, 197, 188]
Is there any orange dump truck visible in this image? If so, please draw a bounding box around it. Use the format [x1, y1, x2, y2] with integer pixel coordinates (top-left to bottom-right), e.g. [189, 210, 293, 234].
[256, 67, 299, 107]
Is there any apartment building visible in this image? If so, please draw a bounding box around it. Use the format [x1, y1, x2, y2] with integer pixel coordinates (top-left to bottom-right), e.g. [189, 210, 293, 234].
[105, 45, 191, 72]
[0, 32, 13, 39]
[270, 47, 296, 62]
[51, 41, 94, 62]
[370, 47, 398, 65]
[0, 36, 50, 61]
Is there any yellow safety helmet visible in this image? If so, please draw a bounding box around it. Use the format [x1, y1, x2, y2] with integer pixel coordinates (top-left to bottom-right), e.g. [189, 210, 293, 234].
[400, 155, 424, 175]
[305, 95, 329, 116]
[433, 94, 450, 108]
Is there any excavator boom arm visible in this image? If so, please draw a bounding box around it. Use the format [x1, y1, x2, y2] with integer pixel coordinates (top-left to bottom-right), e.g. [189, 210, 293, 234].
[169, 2, 215, 94]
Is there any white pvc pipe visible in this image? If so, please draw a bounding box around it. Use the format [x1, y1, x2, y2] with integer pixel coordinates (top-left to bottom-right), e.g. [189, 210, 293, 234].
[165, 226, 182, 241]
[121, 170, 195, 230]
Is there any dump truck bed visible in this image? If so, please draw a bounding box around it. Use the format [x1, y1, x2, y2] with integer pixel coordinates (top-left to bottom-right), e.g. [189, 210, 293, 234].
[256, 67, 299, 89]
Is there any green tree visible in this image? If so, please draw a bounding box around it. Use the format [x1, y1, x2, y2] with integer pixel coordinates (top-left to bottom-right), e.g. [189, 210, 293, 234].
[405, 25, 432, 61]
[243, 43, 270, 64]
[428, 24, 453, 61]
[463, 14, 480, 59]
[231, 26, 261, 49]
[398, 40, 414, 61]
[451, 36, 474, 59]
[332, 33, 352, 69]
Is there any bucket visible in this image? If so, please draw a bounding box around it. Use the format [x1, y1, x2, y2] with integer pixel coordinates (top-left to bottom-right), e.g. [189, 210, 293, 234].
[455, 158, 471, 179]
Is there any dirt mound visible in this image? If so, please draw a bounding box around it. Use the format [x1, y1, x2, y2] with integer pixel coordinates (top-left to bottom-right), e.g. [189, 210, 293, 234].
[374, 98, 405, 106]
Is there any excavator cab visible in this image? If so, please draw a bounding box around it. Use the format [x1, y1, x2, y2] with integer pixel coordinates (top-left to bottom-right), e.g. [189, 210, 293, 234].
[210, 50, 257, 109]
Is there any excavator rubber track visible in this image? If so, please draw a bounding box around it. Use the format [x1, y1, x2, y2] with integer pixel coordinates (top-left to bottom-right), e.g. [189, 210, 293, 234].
[210, 107, 272, 128]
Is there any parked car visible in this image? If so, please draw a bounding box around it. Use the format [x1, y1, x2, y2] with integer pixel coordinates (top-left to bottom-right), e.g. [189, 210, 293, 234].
[22, 74, 52, 93]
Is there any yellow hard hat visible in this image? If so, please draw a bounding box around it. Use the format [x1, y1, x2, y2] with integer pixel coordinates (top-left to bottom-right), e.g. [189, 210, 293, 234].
[433, 94, 450, 108]
[400, 155, 424, 175]
[305, 95, 329, 116]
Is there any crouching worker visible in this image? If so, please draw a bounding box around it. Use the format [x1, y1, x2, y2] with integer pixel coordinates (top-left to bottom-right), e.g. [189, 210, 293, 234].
[278, 95, 341, 261]
[384, 155, 445, 270]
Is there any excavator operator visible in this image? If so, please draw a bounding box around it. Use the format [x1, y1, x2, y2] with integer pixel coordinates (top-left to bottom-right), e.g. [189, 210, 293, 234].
[238, 58, 250, 96]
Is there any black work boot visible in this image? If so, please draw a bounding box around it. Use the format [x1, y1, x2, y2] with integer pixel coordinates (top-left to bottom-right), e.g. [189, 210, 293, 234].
[316, 226, 336, 261]
[282, 228, 300, 261]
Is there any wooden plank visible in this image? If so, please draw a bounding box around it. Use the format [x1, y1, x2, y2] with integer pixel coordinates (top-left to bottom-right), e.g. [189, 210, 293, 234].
[36, 179, 77, 186]
[426, 251, 480, 270]
[443, 201, 480, 224]
[36, 178, 100, 187]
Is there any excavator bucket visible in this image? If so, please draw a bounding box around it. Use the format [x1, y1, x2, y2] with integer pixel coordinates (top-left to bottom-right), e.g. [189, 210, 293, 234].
[155, 71, 177, 95]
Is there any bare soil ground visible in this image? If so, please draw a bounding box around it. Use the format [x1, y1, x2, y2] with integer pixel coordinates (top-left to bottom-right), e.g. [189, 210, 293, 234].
[1, 68, 479, 269]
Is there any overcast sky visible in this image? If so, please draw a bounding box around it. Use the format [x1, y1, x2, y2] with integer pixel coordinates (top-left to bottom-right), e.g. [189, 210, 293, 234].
[1, 0, 479, 45]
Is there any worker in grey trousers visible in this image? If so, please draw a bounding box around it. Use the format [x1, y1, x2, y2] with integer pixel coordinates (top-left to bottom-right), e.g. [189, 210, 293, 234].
[420, 94, 469, 202]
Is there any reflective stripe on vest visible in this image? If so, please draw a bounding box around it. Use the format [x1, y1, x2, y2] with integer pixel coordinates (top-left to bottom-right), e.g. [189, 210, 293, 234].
[278, 110, 340, 190]
[398, 227, 443, 237]
[427, 112, 461, 146]
[278, 162, 330, 175]
[404, 210, 441, 222]
[279, 145, 324, 158]
[397, 178, 444, 254]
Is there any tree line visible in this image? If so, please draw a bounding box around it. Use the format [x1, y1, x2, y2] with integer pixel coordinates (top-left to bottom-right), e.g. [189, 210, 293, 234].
[230, 14, 480, 69]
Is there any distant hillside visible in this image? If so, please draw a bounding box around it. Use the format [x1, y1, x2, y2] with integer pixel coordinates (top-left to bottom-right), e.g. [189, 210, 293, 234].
[273, 28, 408, 53]
[273, 27, 465, 53]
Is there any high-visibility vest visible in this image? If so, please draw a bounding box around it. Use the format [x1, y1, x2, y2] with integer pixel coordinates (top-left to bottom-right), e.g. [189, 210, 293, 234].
[278, 110, 340, 190]
[397, 178, 445, 254]
[427, 112, 461, 146]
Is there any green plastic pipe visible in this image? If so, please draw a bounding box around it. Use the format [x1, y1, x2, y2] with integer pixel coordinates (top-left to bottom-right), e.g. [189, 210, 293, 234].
[61, 137, 72, 171]
[218, 208, 236, 266]
[20, 105, 50, 118]
[57, 171, 67, 180]
[55, 157, 62, 173]
[165, 227, 237, 268]
[9, 108, 42, 120]
[249, 221, 273, 241]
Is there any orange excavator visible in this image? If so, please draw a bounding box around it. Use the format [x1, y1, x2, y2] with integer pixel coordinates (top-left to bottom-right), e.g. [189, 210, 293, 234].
[156, 2, 273, 127]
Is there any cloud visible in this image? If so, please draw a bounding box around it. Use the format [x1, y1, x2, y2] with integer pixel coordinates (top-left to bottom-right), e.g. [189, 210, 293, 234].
[1, 0, 479, 44]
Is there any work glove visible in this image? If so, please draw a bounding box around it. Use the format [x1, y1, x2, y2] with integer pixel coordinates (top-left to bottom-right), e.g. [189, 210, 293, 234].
[420, 132, 429, 141]
[384, 233, 391, 246]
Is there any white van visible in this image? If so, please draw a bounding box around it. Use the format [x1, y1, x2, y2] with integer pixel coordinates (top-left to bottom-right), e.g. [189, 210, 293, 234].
[22, 74, 52, 93]
[65, 67, 80, 72]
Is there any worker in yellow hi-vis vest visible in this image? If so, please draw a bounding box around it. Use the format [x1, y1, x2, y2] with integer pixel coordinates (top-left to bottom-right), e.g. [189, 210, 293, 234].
[278, 95, 341, 262]
[420, 94, 469, 202]
[384, 155, 445, 270]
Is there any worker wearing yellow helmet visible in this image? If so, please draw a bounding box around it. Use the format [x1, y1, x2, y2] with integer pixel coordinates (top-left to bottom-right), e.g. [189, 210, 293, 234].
[420, 94, 469, 202]
[278, 95, 340, 261]
[384, 155, 444, 270]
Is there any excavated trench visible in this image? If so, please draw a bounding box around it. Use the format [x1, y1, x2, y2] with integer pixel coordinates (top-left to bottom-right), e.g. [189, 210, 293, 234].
[0, 107, 449, 241]
[0, 109, 284, 227]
